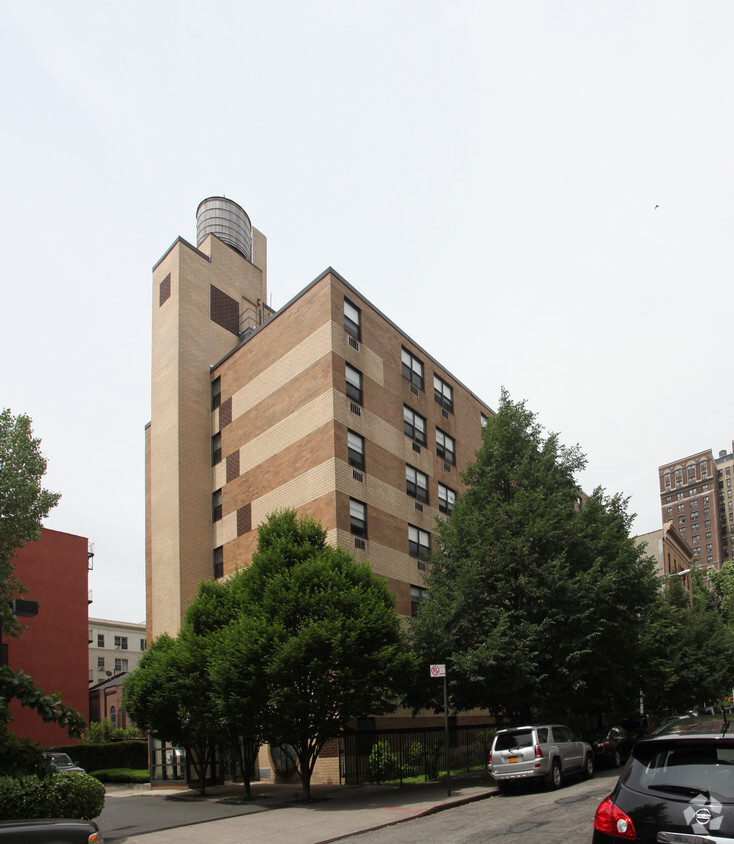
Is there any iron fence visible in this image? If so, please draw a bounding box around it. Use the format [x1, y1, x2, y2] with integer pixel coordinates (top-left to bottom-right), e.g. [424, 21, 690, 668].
[339, 723, 496, 785]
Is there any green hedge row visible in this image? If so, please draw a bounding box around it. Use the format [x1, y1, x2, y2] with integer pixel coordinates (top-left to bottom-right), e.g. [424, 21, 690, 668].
[0, 772, 105, 821]
[47, 740, 147, 772]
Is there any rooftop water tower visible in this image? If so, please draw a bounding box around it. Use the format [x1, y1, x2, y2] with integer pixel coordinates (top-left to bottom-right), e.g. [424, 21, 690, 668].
[196, 196, 252, 261]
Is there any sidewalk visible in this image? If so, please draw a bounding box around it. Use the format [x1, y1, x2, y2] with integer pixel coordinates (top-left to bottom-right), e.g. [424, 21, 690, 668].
[99, 772, 498, 843]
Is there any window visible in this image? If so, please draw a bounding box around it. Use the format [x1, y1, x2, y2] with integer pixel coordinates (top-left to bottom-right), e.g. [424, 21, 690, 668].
[97, 657, 105, 671]
[409, 525, 431, 562]
[109, 706, 117, 728]
[692, 535, 700, 544]
[401, 348, 424, 390]
[350, 499, 367, 537]
[213, 488, 222, 522]
[97, 634, 104, 648]
[114, 636, 128, 650]
[406, 465, 429, 503]
[706, 532, 712, 540]
[346, 363, 363, 404]
[213, 546, 223, 579]
[666, 508, 672, 517]
[344, 298, 361, 341]
[212, 433, 222, 465]
[481, 413, 488, 428]
[114, 658, 128, 673]
[212, 377, 221, 410]
[348, 430, 365, 470]
[689, 499, 698, 508]
[436, 428, 456, 465]
[140, 639, 147, 651]
[403, 405, 426, 445]
[677, 503, 685, 512]
[438, 483, 456, 515]
[433, 374, 453, 413]
[411, 585, 429, 618]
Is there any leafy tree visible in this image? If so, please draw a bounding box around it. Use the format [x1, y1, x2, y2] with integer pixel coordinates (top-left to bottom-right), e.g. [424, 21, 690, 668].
[0, 409, 82, 775]
[241, 510, 413, 801]
[123, 632, 220, 795]
[642, 571, 734, 712]
[410, 388, 658, 724]
[0, 667, 86, 776]
[0, 409, 60, 637]
[709, 560, 734, 625]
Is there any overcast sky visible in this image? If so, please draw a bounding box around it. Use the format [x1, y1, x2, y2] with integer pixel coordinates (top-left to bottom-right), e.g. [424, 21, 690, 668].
[1, 1, 732, 623]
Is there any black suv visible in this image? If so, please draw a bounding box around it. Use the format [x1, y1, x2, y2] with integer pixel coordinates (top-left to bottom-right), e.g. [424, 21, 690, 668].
[593, 714, 734, 842]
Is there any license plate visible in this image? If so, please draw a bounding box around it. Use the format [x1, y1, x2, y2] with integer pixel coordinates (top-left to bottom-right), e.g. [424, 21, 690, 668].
[507, 756, 518, 763]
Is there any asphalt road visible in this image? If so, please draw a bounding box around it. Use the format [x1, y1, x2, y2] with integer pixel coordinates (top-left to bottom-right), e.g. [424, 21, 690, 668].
[337, 767, 619, 843]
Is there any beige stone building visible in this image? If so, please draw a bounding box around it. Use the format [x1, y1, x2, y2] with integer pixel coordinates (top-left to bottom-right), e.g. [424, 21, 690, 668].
[146, 197, 493, 643]
[635, 522, 695, 594]
[145, 198, 495, 783]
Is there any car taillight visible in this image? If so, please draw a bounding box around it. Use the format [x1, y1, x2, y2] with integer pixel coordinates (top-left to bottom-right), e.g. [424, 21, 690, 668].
[594, 796, 636, 839]
[534, 744, 543, 758]
[488, 752, 492, 768]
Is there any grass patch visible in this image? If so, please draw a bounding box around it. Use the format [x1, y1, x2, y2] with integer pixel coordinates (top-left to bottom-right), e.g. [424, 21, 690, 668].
[89, 768, 150, 784]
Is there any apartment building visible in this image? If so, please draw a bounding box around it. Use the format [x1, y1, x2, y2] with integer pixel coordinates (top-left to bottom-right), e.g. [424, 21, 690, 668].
[635, 522, 694, 593]
[146, 197, 494, 642]
[88, 617, 146, 685]
[658, 442, 734, 569]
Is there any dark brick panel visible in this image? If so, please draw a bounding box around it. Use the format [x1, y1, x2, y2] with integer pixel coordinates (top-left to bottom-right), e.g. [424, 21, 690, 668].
[226, 450, 240, 483]
[210, 285, 239, 335]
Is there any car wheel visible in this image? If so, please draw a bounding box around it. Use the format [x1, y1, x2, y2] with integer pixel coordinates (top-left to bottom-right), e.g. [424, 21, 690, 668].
[548, 760, 563, 789]
[584, 752, 594, 779]
[613, 748, 622, 768]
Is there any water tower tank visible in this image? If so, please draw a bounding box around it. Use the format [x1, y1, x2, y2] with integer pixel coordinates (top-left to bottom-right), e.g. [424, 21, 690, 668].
[196, 196, 252, 261]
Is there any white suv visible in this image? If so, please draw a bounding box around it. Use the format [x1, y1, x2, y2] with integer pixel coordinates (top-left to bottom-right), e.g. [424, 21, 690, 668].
[488, 724, 594, 792]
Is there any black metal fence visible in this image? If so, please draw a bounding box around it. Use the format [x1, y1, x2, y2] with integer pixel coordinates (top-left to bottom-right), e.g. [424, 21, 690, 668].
[339, 723, 496, 785]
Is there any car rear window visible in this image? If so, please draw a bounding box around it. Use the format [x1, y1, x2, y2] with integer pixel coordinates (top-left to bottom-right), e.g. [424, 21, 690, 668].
[495, 729, 534, 751]
[625, 739, 734, 803]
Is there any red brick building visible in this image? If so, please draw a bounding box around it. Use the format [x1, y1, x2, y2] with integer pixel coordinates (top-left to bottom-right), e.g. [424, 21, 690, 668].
[6, 528, 90, 746]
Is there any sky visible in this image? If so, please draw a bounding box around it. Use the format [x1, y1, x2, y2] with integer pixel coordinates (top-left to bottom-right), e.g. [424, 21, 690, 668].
[1, 1, 732, 623]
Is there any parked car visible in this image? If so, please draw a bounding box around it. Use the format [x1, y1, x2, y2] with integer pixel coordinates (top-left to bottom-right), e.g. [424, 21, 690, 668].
[0, 819, 102, 842]
[43, 752, 85, 773]
[590, 725, 632, 768]
[620, 713, 657, 740]
[488, 724, 594, 792]
[592, 713, 734, 842]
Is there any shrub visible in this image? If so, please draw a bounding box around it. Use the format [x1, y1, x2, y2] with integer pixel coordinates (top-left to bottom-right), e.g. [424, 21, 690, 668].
[89, 767, 149, 783]
[80, 718, 139, 745]
[368, 740, 397, 782]
[401, 740, 423, 777]
[0, 772, 105, 821]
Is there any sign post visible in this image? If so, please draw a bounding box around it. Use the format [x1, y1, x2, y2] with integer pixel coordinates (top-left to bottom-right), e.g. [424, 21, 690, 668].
[430, 664, 450, 797]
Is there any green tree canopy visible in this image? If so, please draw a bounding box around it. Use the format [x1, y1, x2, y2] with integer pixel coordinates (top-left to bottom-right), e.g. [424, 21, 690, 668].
[409, 388, 658, 723]
[0, 410, 60, 637]
[125, 510, 412, 801]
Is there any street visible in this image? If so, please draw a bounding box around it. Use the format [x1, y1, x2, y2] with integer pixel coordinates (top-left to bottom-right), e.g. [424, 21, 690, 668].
[338, 768, 619, 843]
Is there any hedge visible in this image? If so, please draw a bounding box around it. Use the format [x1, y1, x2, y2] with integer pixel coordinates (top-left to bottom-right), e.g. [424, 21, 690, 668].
[0, 772, 105, 821]
[46, 740, 147, 773]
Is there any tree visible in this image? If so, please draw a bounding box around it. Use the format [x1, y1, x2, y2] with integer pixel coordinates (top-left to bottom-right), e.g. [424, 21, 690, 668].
[123, 632, 221, 795]
[409, 388, 658, 723]
[0, 668, 86, 776]
[0, 410, 60, 637]
[642, 571, 734, 712]
[241, 510, 413, 801]
[0, 410, 81, 775]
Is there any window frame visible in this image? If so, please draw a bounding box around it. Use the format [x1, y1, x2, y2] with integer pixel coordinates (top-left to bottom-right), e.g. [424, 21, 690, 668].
[401, 347, 424, 390]
[213, 546, 224, 579]
[347, 430, 365, 470]
[114, 635, 128, 650]
[213, 488, 223, 522]
[346, 363, 363, 405]
[406, 464, 429, 504]
[433, 374, 454, 413]
[350, 498, 367, 538]
[403, 405, 426, 445]
[344, 297, 361, 341]
[436, 427, 456, 465]
[409, 525, 431, 562]
[438, 482, 456, 515]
